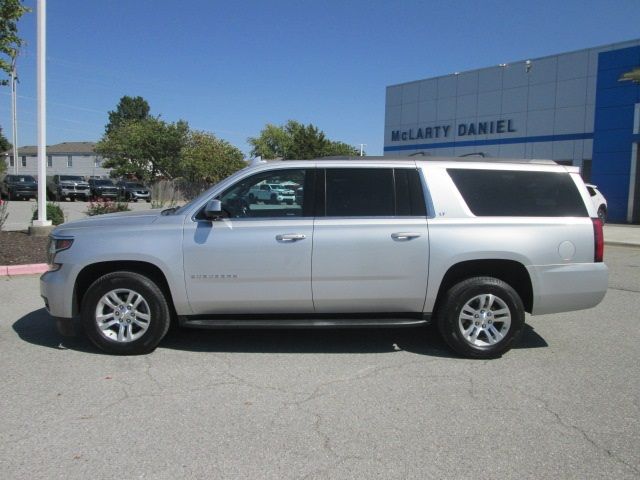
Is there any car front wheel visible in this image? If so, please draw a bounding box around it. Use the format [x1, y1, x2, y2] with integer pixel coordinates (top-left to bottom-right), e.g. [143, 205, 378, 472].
[81, 271, 171, 355]
[437, 276, 525, 359]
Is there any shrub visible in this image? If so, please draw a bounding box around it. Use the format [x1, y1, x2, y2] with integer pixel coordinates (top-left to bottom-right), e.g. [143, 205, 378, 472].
[86, 199, 130, 216]
[0, 199, 8, 230]
[32, 202, 65, 225]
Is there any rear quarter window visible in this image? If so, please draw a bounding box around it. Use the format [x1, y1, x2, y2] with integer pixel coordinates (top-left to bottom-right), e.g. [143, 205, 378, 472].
[447, 168, 588, 217]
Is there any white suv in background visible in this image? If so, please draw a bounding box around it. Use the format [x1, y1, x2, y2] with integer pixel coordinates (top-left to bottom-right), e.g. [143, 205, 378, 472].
[586, 184, 608, 223]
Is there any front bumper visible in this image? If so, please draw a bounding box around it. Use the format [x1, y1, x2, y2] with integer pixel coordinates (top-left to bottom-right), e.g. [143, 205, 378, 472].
[60, 188, 90, 198]
[11, 189, 37, 198]
[40, 266, 76, 319]
[130, 192, 150, 200]
[94, 190, 119, 198]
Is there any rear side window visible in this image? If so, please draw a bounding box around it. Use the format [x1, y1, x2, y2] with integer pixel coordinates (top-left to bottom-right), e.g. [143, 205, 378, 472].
[326, 169, 394, 216]
[323, 168, 426, 217]
[447, 168, 588, 217]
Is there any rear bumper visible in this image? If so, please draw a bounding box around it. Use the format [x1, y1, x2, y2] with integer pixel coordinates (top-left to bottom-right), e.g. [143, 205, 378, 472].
[528, 262, 609, 315]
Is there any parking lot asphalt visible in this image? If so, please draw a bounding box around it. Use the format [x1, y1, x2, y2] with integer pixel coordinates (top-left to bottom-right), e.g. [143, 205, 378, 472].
[0, 246, 638, 479]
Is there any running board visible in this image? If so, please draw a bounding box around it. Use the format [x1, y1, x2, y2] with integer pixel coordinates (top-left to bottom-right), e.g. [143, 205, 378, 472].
[179, 314, 431, 329]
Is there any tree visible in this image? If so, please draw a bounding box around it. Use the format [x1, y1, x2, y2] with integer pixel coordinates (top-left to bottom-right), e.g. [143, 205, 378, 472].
[0, 0, 30, 86]
[248, 120, 359, 159]
[247, 122, 295, 159]
[96, 118, 189, 181]
[180, 131, 245, 183]
[0, 126, 9, 176]
[0, 125, 10, 152]
[105, 96, 151, 135]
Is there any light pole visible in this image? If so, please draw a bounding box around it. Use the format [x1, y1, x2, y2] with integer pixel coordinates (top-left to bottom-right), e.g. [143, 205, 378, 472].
[33, 0, 51, 228]
[10, 57, 19, 174]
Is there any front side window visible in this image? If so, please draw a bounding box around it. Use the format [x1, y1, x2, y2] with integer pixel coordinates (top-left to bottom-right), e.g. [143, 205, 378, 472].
[208, 169, 311, 219]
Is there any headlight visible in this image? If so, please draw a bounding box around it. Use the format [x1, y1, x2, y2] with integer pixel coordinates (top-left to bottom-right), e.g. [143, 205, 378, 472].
[47, 237, 74, 270]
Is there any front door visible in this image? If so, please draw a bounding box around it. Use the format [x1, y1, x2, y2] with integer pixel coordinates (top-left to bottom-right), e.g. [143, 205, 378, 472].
[182, 168, 315, 315]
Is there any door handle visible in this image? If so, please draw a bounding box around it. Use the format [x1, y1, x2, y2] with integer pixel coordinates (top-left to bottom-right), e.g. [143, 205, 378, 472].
[391, 232, 421, 241]
[276, 233, 307, 242]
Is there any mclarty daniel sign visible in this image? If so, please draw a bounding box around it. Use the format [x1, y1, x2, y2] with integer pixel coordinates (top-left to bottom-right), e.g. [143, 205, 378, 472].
[391, 119, 516, 142]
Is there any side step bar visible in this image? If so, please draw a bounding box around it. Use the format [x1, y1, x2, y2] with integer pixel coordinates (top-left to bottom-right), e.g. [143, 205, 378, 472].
[179, 314, 431, 329]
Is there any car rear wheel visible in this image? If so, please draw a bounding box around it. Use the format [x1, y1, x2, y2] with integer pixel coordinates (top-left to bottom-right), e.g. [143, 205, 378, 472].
[437, 276, 525, 359]
[81, 271, 171, 355]
[597, 206, 607, 224]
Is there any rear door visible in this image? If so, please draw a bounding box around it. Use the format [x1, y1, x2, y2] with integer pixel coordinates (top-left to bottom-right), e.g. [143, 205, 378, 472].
[312, 167, 430, 313]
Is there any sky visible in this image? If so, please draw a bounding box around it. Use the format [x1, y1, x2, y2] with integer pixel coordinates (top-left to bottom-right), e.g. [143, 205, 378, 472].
[1, 0, 640, 157]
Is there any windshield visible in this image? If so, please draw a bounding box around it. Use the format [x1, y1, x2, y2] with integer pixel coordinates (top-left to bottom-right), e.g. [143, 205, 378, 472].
[126, 183, 145, 188]
[60, 176, 84, 181]
[8, 175, 36, 182]
[94, 180, 114, 186]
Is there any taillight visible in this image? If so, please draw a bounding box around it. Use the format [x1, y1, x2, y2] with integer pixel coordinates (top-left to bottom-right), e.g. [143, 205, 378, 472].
[592, 218, 604, 262]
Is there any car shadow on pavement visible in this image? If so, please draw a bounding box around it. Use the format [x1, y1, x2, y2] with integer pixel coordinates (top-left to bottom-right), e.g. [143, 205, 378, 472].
[12, 308, 101, 354]
[160, 323, 547, 357]
[13, 309, 547, 358]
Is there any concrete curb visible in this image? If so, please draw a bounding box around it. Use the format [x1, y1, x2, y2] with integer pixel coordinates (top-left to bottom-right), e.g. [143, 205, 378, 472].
[605, 241, 640, 248]
[0, 263, 48, 277]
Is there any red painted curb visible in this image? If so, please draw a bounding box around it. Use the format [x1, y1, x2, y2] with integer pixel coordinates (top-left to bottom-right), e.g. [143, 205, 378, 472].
[0, 263, 49, 276]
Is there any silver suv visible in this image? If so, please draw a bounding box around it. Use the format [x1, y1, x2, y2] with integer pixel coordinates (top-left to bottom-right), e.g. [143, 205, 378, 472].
[40, 158, 608, 358]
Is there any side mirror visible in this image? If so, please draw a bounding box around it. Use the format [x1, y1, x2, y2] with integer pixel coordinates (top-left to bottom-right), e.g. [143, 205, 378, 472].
[204, 199, 223, 220]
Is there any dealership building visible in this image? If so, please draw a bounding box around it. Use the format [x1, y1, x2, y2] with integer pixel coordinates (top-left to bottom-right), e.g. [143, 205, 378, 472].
[384, 39, 640, 223]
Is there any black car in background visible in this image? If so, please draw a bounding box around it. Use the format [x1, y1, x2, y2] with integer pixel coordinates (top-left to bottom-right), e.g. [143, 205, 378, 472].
[115, 181, 151, 202]
[1, 174, 38, 200]
[88, 178, 119, 200]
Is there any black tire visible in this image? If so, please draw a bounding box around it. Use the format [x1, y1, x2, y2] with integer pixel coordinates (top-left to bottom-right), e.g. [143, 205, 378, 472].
[597, 206, 607, 224]
[81, 271, 171, 355]
[436, 276, 525, 359]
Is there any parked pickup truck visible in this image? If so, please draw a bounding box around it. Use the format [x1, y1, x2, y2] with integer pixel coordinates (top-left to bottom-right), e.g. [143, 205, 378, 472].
[88, 178, 119, 200]
[1, 174, 38, 200]
[47, 175, 90, 201]
[41, 158, 608, 358]
[247, 183, 296, 204]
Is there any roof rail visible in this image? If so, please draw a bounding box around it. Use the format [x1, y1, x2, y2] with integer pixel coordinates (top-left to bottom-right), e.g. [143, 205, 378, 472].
[280, 155, 559, 165]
